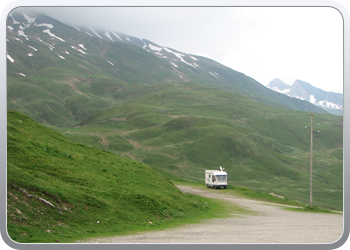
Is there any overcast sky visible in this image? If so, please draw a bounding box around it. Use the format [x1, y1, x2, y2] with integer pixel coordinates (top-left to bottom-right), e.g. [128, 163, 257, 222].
[12, 5, 346, 94]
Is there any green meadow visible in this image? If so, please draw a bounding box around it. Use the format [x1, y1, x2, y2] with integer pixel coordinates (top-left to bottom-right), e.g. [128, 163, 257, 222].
[8, 110, 254, 243]
[54, 82, 343, 211]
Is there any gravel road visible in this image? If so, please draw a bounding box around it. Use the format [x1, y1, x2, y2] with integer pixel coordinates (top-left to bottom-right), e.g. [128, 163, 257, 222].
[79, 185, 343, 243]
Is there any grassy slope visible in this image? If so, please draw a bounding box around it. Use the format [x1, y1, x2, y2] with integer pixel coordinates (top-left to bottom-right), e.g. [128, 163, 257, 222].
[7, 18, 182, 128]
[8, 110, 240, 243]
[58, 82, 343, 210]
[7, 12, 326, 130]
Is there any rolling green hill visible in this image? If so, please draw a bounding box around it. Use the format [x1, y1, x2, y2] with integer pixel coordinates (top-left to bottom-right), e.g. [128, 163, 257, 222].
[56, 81, 343, 210]
[7, 110, 213, 243]
[7, 9, 343, 216]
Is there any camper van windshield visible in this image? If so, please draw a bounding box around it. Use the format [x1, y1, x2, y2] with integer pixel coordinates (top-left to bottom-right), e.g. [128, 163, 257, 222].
[215, 175, 227, 182]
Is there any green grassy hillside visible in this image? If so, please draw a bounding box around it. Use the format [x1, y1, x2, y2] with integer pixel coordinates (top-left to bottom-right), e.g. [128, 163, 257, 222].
[57, 82, 343, 210]
[7, 9, 326, 130]
[7, 110, 215, 243]
[7, 9, 342, 228]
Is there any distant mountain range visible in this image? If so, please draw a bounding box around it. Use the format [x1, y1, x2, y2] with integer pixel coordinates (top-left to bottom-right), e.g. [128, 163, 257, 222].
[267, 78, 343, 115]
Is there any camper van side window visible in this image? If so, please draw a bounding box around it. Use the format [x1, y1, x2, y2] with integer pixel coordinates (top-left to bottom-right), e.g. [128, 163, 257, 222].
[212, 175, 216, 182]
[209, 175, 211, 178]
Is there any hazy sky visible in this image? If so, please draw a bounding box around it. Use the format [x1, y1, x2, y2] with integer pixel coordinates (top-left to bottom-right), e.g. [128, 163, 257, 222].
[9, 4, 346, 94]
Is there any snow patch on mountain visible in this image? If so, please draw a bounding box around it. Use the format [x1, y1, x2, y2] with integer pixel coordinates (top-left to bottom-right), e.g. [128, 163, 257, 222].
[28, 45, 37, 51]
[23, 13, 36, 25]
[107, 60, 114, 66]
[209, 71, 219, 78]
[155, 52, 167, 58]
[59, 55, 65, 60]
[73, 25, 81, 32]
[112, 32, 122, 41]
[72, 46, 87, 54]
[79, 44, 87, 50]
[179, 57, 199, 68]
[7, 26, 13, 31]
[271, 87, 290, 94]
[163, 47, 199, 68]
[89, 28, 102, 39]
[318, 101, 341, 109]
[85, 31, 93, 37]
[163, 47, 183, 58]
[18, 30, 28, 38]
[309, 95, 316, 104]
[36, 38, 55, 50]
[105, 31, 114, 42]
[9, 15, 20, 25]
[14, 38, 23, 43]
[20, 13, 36, 29]
[43, 29, 65, 42]
[209, 72, 218, 78]
[35, 23, 54, 29]
[149, 44, 163, 52]
[170, 62, 178, 68]
[19, 73, 26, 77]
[7, 53, 15, 63]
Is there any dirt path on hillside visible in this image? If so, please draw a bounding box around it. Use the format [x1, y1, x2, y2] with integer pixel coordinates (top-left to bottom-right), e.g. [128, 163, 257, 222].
[78, 185, 344, 244]
[64, 78, 91, 98]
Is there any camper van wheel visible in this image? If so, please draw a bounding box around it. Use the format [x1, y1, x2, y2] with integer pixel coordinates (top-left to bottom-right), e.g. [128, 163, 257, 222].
[213, 185, 216, 189]
[224, 186, 227, 189]
[207, 184, 210, 188]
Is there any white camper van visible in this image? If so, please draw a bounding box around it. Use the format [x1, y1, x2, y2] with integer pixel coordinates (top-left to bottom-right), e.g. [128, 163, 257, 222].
[205, 166, 227, 189]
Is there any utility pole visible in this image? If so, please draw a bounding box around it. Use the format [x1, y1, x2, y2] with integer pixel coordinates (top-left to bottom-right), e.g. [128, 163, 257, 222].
[305, 112, 320, 208]
[310, 113, 313, 208]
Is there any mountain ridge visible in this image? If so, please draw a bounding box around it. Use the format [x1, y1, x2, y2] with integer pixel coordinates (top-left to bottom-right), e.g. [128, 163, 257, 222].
[267, 78, 343, 115]
[7, 8, 327, 129]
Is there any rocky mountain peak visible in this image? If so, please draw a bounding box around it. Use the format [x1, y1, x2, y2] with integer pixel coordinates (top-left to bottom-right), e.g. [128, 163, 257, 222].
[266, 79, 343, 115]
